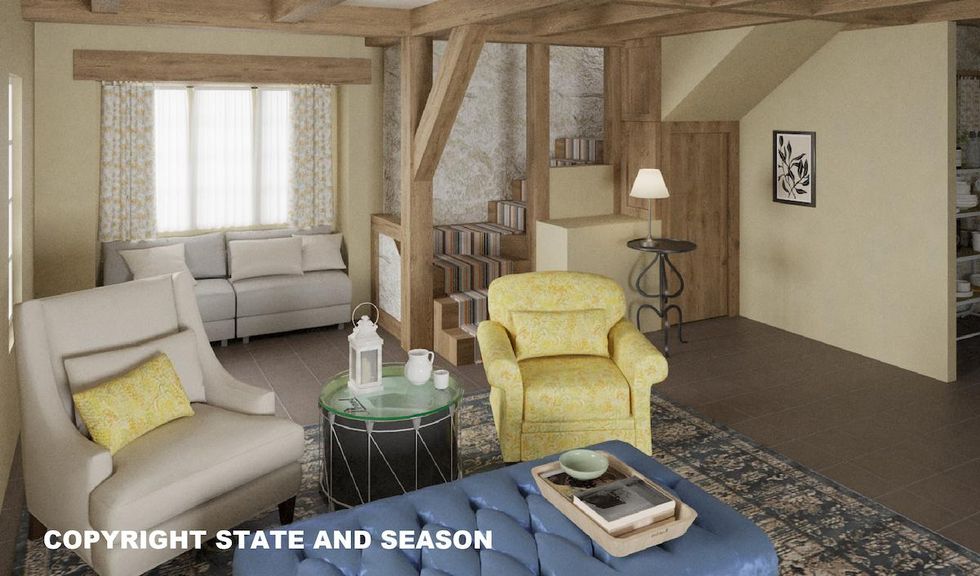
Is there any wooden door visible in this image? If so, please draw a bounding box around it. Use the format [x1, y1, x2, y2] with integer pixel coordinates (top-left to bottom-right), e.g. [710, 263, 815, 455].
[657, 122, 739, 322]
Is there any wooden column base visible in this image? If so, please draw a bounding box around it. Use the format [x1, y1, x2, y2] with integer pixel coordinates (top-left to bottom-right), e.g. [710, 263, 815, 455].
[278, 496, 296, 525]
[28, 514, 46, 540]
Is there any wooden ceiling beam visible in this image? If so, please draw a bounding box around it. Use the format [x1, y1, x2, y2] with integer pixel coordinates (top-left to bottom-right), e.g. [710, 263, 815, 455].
[22, 0, 411, 38]
[271, 0, 344, 23]
[413, 25, 489, 180]
[90, 0, 119, 13]
[532, 3, 684, 36]
[574, 10, 788, 42]
[73, 49, 372, 84]
[409, 0, 572, 36]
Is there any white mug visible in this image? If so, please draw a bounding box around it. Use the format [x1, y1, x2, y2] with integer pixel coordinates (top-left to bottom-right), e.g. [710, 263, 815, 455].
[433, 369, 450, 390]
[973, 231, 980, 253]
[405, 349, 435, 385]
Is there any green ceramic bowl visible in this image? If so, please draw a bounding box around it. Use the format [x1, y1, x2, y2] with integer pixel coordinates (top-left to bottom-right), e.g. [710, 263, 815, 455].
[559, 449, 609, 481]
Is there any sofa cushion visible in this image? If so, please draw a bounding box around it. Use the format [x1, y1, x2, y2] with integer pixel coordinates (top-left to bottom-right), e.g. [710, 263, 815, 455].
[72, 353, 195, 455]
[234, 271, 351, 318]
[520, 356, 630, 423]
[89, 404, 304, 531]
[103, 232, 226, 285]
[194, 279, 236, 323]
[228, 237, 304, 282]
[294, 233, 346, 272]
[119, 244, 195, 284]
[225, 226, 334, 271]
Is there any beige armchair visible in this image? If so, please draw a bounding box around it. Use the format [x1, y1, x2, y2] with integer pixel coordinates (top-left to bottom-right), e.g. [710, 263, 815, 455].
[15, 273, 304, 576]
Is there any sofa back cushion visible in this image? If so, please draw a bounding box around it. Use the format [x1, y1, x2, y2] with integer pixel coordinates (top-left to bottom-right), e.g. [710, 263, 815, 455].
[294, 233, 346, 272]
[35, 276, 180, 419]
[228, 237, 304, 282]
[510, 309, 610, 361]
[65, 329, 205, 402]
[103, 232, 226, 285]
[225, 226, 338, 270]
[487, 272, 627, 338]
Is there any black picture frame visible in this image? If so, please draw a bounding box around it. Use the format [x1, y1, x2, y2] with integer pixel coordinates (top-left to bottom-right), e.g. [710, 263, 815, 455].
[773, 130, 816, 207]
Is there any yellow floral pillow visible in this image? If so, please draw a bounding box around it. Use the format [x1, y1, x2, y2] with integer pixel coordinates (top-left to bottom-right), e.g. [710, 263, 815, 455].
[511, 309, 610, 361]
[72, 353, 194, 454]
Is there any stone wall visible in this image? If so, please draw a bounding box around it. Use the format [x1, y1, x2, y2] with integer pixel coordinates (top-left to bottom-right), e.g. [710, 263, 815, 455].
[383, 43, 604, 225]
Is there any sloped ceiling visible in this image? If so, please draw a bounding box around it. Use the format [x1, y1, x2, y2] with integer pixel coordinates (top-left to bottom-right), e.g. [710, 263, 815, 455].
[662, 20, 845, 122]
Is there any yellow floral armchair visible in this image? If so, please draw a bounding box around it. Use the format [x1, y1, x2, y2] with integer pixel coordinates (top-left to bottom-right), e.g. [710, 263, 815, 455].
[477, 271, 668, 462]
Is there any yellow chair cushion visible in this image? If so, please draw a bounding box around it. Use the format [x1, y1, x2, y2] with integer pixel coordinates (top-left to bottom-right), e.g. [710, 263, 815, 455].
[520, 356, 630, 422]
[72, 353, 195, 455]
[511, 309, 609, 361]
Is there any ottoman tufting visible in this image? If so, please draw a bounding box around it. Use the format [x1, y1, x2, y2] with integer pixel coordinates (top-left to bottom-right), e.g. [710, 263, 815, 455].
[233, 440, 778, 576]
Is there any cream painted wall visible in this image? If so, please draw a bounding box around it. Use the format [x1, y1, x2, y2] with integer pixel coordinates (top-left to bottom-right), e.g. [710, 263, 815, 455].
[549, 165, 614, 220]
[33, 23, 383, 306]
[0, 0, 34, 505]
[740, 23, 955, 381]
[536, 214, 659, 331]
[663, 21, 842, 121]
[661, 27, 751, 119]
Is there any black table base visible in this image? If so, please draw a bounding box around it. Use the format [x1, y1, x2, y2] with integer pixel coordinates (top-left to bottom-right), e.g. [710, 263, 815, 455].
[628, 238, 697, 357]
[319, 406, 460, 510]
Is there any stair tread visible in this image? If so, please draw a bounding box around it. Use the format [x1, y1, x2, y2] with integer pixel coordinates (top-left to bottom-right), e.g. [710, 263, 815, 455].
[435, 221, 524, 234]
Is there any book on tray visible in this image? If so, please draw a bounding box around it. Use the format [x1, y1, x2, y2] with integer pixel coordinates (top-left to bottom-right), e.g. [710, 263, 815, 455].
[540, 468, 677, 536]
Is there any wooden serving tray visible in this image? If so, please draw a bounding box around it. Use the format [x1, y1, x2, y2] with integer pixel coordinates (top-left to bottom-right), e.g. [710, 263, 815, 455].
[532, 452, 697, 557]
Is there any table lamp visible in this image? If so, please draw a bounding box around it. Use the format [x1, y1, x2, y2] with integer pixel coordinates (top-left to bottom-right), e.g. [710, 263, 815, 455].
[630, 168, 670, 248]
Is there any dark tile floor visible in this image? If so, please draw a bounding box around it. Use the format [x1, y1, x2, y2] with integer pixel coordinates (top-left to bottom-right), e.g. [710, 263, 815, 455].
[2, 316, 979, 572]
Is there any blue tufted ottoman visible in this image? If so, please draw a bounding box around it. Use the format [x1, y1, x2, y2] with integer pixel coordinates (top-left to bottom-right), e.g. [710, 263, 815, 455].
[233, 441, 777, 575]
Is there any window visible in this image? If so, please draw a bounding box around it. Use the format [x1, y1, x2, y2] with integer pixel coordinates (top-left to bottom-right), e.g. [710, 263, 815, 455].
[154, 86, 292, 233]
[7, 75, 21, 350]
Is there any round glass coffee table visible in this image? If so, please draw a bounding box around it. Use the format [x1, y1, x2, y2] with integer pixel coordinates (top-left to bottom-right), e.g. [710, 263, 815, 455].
[318, 364, 463, 509]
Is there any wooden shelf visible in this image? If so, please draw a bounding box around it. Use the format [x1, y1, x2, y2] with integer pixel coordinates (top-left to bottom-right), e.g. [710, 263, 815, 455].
[957, 247, 980, 262]
[957, 313, 980, 341]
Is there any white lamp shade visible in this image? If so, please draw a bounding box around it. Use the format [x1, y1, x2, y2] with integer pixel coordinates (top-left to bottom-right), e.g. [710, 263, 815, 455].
[630, 169, 670, 199]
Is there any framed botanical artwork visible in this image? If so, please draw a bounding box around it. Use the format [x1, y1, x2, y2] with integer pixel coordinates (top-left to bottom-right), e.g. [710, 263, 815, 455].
[773, 130, 815, 207]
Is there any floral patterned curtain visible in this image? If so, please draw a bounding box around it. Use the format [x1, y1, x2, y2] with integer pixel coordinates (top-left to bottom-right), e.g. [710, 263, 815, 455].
[290, 85, 335, 229]
[99, 82, 155, 241]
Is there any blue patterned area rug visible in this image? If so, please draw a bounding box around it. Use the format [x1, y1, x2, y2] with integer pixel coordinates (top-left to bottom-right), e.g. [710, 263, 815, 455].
[14, 392, 980, 575]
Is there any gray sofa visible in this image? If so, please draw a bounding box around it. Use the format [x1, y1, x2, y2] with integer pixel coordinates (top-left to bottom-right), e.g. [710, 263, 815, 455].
[102, 227, 351, 344]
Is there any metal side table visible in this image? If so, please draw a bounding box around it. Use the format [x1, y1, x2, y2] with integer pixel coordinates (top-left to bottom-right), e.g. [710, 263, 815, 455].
[318, 364, 462, 510]
[628, 238, 697, 357]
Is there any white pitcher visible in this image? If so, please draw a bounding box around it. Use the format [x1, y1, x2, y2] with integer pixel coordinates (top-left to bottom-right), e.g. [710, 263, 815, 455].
[404, 349, 435, 385]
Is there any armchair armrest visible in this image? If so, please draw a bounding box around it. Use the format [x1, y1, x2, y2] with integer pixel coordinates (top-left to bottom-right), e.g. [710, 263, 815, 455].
[204, 368, 276, 416]
[609, 319, 668, 455]
[477, 321, 523, 396]
[477, 320, 524, 461]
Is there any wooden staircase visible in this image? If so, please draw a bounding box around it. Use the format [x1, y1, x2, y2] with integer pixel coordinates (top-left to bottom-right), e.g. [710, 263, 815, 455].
[433, 179, 530, 365]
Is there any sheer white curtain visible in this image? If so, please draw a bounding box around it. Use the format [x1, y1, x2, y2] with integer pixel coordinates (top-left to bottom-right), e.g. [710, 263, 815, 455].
[153, 86, 293, 233]
[100, 82, 155, 241]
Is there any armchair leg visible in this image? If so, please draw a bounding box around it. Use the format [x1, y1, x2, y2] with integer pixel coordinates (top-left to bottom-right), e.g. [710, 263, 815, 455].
[28, 514, 46, 541]
[278, 496, 296, 525]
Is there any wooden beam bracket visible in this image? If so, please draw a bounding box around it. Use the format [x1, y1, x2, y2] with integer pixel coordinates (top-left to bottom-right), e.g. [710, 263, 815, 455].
[412, 24, 489, 181]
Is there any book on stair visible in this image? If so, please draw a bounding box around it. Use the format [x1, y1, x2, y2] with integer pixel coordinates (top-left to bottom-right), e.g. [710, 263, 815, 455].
[572, 477, 676, 536]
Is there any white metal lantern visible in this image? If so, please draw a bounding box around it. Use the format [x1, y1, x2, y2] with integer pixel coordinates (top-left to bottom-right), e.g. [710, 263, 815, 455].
[347, 303, 384, 393]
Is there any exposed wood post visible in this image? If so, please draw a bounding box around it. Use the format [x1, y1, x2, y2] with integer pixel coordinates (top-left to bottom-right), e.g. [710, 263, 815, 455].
[413, 24, 488, 181]
[604, 46, 624, 214]
[526, 43, 550, 269]
[400, 36, 434, 350]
